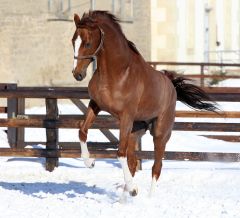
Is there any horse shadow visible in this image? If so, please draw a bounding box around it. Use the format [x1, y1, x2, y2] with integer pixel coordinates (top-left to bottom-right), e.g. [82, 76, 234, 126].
[0, 181, 118, 200]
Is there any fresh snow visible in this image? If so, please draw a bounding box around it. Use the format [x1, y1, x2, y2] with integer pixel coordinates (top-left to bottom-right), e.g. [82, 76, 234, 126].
[214, 78, 240, 87]
[0, 157, 239, 218]
[0, 79, 240, 217]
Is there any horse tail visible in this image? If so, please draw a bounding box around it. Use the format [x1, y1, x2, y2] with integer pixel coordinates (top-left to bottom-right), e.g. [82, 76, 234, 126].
[162, 70, 219, 112]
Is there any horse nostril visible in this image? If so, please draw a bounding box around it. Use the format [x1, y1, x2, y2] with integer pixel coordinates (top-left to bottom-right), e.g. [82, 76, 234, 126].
[76, 74, 83, 81]
[72, 70, 82, 81]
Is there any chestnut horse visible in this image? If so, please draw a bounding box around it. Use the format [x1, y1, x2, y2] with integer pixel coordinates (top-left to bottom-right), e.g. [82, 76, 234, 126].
[71, 11, 217, 197]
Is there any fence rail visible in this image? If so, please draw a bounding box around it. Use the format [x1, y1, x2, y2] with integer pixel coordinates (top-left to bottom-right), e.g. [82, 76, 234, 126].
[0, 148, 239, 162]
[148, 61, 240, 86]
[0, 86, 240, 100]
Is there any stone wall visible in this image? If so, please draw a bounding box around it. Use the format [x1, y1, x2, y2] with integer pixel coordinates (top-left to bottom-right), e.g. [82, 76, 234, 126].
[0, 0, 151, 87]
[0, 0, 77, 86]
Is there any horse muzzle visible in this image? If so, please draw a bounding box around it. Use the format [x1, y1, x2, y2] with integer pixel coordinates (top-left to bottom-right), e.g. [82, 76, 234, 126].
[73, 68, 87, 81]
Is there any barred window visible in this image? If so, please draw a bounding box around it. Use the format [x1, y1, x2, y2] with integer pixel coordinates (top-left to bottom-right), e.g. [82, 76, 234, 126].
[112, 0, 134, 23]
[48, 0, 71, 20]
[47, 0, 134, 22]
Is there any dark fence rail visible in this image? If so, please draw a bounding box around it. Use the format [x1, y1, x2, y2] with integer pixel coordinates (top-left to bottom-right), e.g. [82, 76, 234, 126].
[0, 148, 239, 162]
[0, 86, 239, 100]
[1, 116, 240, 132]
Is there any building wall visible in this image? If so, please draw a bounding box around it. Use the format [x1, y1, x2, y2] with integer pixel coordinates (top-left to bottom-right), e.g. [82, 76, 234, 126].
[0, 0, 76, 86]
[151, 0, 178, 62]
[125, 0, 151, 60]
[0, 0, 151, 87]
[151, 0, 240, 68]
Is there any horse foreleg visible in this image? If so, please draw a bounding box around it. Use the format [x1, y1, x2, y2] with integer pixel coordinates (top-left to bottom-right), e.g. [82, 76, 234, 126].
[117, 116, 138, 197]
[79, 100, 100, 168]
[127, 129, 145, 176]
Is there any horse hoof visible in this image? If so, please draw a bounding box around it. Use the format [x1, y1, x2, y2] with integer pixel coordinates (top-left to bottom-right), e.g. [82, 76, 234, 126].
[84, 158, 95, 168]
[89, 159, 95, 168]
[129, 188, 138, 197]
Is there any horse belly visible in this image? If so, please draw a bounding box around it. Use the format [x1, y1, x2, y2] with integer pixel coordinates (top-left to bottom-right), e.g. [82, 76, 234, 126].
[135, 102, 160, 120]
[135, 82, 176, 121]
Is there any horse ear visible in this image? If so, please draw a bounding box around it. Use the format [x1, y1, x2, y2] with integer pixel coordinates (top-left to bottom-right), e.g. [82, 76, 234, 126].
[74, 14, 81, 27]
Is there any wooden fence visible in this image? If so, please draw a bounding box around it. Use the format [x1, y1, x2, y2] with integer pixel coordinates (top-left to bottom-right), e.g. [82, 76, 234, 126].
[0, 82, 240, 171]
[148, 62, 240, 87]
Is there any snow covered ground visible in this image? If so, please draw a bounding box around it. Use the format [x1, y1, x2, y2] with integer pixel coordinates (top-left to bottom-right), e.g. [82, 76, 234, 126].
[214, 78, 240, 87]
[0, 157, 239, 218]
[0, 79, 239, 218]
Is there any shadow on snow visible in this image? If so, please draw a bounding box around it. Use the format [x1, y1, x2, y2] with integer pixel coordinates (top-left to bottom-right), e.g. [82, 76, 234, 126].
[0, 181, 118, 200]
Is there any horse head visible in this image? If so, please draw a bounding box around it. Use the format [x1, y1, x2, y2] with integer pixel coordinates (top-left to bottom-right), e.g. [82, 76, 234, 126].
[72, 13, 104, 81]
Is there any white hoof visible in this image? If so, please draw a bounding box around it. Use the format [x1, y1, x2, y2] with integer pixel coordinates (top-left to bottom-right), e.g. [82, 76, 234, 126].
[83, 158, 95, 168]
[129, 187, 138, 196]
[124, 184, 138, 197]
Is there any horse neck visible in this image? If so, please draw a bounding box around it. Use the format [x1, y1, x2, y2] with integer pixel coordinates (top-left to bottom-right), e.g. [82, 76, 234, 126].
[97, 26, 131, 77]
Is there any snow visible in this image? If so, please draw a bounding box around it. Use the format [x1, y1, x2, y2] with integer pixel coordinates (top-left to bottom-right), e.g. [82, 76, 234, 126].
[0, 157, 239, 218]
[214, 78, 240, 87]
[0, 79, 240, 217]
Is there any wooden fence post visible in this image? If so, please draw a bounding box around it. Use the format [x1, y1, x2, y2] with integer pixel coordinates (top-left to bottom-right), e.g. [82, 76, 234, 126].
[16, 98, 25, 148]
[6, 84, 25, 148]
[45, 98, 59, 172]
[200, 64, 205, 87]
[7, 84, 18, 148]
[137, 139, 142, 170]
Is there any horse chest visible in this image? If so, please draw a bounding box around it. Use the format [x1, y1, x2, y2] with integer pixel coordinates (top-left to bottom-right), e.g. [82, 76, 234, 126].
[88, 72, 132, 116]
[89, 86, 122, 115]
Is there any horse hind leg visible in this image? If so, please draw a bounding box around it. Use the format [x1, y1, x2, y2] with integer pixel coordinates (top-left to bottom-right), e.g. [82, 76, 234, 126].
[149, 109, 175, 197]
[149, 135, 170, 197]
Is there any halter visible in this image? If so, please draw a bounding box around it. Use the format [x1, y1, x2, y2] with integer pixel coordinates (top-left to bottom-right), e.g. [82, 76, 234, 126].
[73, 26, 104, 62]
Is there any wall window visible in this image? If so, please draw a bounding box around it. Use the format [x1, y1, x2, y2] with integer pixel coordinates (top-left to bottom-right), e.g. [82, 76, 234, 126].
[112, 0, 134, 22]
[47, 0, 134, 22]
[48, 0, 71, 20]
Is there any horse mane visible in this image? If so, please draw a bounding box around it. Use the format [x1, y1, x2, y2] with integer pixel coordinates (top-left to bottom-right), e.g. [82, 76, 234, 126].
[79, 10, 140, 55]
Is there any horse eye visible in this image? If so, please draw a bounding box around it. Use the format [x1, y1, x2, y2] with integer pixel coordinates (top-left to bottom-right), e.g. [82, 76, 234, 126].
[85, 43, 91, 49]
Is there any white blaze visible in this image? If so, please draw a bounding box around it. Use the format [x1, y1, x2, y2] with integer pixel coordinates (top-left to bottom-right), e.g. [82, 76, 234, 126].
[73, 35, 81, 70]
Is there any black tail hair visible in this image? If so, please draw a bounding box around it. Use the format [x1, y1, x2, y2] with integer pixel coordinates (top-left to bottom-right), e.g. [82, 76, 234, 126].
[163, 70, 219, 112]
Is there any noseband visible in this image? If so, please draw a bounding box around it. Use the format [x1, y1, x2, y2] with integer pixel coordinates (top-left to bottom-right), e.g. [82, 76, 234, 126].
[74, 26, 104, 62]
